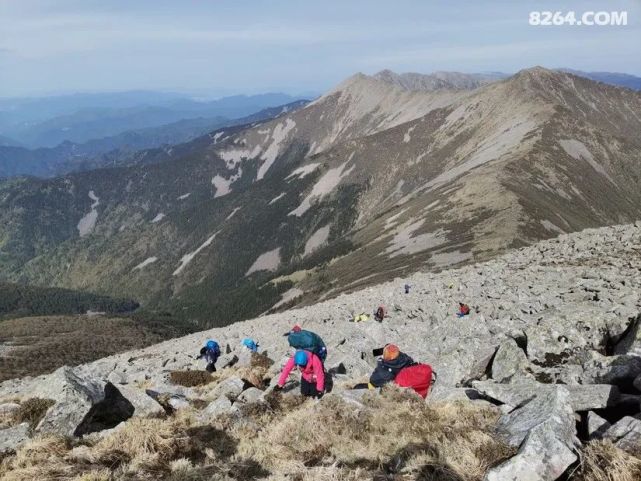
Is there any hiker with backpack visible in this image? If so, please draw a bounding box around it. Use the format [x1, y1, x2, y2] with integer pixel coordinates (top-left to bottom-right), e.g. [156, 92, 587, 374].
[197, 340, 221, 373]
[368, 344, 435, 398]
[241, 338, 259, 352]
[275, 349, 325, 398]
[457, 302, 471, 318]
[284, 325, 327, 362]
[374, 305, 387, 322]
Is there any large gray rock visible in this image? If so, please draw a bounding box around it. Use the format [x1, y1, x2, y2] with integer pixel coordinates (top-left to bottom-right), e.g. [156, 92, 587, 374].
[614, 315, 641, 357]
[236, 387, 264, 405]
[491, 339, 529, 383]
[586, 411, 610, 440]
[30, 366, 133, 437]
[428, 386, 481, 402]
[0, 402, 20, 417]
[0, 423, 30, 454]
[201, 397, 233, 420]
[485, 386, 577, 481]
[209, 377, 245, 402]
[580, 352, 641, 386]
[472, 380, 621, 411]
[603, 416, 641, 453]
[117, 385, 165, 418]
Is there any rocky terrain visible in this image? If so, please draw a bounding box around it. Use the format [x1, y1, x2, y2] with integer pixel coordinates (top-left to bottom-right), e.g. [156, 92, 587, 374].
[1, 67, 640, 328]
[1, 222, 641, 480]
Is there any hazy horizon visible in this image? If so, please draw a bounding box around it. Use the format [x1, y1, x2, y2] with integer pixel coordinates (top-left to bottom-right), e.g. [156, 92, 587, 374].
[1, 0, 640, 98]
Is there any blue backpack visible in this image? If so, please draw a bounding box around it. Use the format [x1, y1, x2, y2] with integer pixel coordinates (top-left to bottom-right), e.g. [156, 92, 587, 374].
[287, 330, 327, 360]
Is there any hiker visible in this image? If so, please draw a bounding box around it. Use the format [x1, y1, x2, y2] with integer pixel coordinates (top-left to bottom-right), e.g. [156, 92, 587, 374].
[197, 340, 220, 372]
[275, 349, 325, 398]
[369, 344, 415, 388]
[284, 324, 327, 362]
[242, 338, 259, 352]
[374, 305, 387, 322]
[369, 344, 436, 398]
[404, 284, 411, 294]
[457, 302, 471, 318]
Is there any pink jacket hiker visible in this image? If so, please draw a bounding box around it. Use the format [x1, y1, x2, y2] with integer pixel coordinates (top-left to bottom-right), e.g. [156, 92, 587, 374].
[277, 350, 325, 392]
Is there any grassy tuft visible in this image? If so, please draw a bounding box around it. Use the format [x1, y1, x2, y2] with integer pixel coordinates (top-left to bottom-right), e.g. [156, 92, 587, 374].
[169, 370, 214, 388]
[11, 398, 55, 431]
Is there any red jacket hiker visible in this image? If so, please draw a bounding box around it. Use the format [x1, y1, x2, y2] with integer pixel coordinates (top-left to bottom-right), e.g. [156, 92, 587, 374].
[278, 350, 325, 395]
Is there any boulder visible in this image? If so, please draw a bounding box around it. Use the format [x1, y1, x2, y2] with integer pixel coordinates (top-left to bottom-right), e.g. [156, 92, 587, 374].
[580, 352, 641, 386]
[603, 416, 641, 453]
[491, 339, 529, 383]
[485, 386, 577, 481]
[472, 380, 620, 411]
[217, 352, 239, 369]
[586, 411, 611, 440]
[209, 377, 245, 402]
[167, 395, 190, 411]
[201, 397, 233, 420]
[30, 366, 134, 437]
[235, 349, 254, 368]
[428, 386, 482, 403]
[117, 384, 165, 418]
[614, 315, 641, 357]
[236, 387, 264, 405]
[0, 402, 20, 417]
[0, 423, 30, 454]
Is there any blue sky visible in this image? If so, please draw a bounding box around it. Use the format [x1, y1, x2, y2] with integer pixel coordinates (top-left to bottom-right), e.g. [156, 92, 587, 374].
[1, 0, 639, 97]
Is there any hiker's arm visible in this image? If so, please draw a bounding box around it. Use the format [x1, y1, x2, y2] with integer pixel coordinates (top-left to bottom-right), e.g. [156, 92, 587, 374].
[277, 357, 295, 387]
[313, 356, 325, 392]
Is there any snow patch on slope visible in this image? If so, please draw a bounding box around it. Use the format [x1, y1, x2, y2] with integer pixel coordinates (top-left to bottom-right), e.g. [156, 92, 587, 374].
[288, 161, 355, 217]
[287, 163, 321, 180]
[304, 225, 331, 256]
[559, 139, 614, 183]
[271, 287, 304, 310]
[178, 193, 191, 200]
[133, 257, 158, 271]
[385, 219, 447, 258]
[219, 145, 261, 170]
[77, 190, 100, 237]
[151, 213, 165, 223]
[173, 231, 220, 276]
[246, 248, 281, 275]
[257, 118, 296, 180]
[212, 169, 242, 198]
[269, 192, 286, 205]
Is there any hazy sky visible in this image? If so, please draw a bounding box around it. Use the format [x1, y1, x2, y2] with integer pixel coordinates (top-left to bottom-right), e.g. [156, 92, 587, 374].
[1, 0, 639, 97]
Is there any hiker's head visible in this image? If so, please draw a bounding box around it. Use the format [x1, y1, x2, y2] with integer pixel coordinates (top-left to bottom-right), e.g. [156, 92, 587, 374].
[292, 324, 302, 333]
[206, 340, 217, 350]
[383, 344, 400, 361]
[294, 350, 308, 366]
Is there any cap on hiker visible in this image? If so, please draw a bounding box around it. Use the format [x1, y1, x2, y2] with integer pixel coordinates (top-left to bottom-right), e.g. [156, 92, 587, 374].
[294, 350, 308, 366]
[206, 340, 217, 350]
[383, 344, 400, 361]
[242, 338, 257, 351]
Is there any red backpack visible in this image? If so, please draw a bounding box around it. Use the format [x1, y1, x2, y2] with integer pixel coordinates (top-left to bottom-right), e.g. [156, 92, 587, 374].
[394, 364, 434, 399]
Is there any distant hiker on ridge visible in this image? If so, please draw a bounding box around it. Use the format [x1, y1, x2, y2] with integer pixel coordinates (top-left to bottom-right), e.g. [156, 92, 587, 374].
[276, 349, 325, 398]
[284, 324, 327, 362]
[457, 302, 471, 318]
[197, 339, 220, 373]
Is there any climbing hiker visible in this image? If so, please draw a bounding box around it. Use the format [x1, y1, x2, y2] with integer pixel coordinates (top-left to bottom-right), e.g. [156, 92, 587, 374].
[369, 344, 415, 388]
[404, 284, 411, 294]
[369, 344, 435, 398]
[284, 325, 327, 362]
[242, 338, 259, 352]
[374, 305, 387, 322]
[457, 302, 471, 318]
[197, 339, 221, 373]
[275, 349, 325, 398]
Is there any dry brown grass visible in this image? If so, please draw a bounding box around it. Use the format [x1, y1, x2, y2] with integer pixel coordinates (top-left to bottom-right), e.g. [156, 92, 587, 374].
[569, 440, 641, 481]
[0, 386, 515, 481]
[169, 370, 214, 388]
[11, 398, 55, 430]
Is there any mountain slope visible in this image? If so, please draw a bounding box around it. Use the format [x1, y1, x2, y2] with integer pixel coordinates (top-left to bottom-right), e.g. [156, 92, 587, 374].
[0, 68, 640, 325]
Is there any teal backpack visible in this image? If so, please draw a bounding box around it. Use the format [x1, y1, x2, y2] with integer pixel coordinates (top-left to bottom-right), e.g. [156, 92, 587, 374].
[287, 330, 327, 360]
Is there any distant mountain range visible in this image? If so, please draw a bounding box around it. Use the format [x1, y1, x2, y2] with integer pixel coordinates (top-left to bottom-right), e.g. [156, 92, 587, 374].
[0, 92, 305, 148]
[1, 67, 639, 328]
[0, 100, 308, 179]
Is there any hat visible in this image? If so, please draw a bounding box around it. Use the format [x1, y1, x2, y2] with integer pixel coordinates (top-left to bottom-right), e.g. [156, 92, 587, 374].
[383, 344, 400, 361]
[284, 324, 302, 336]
